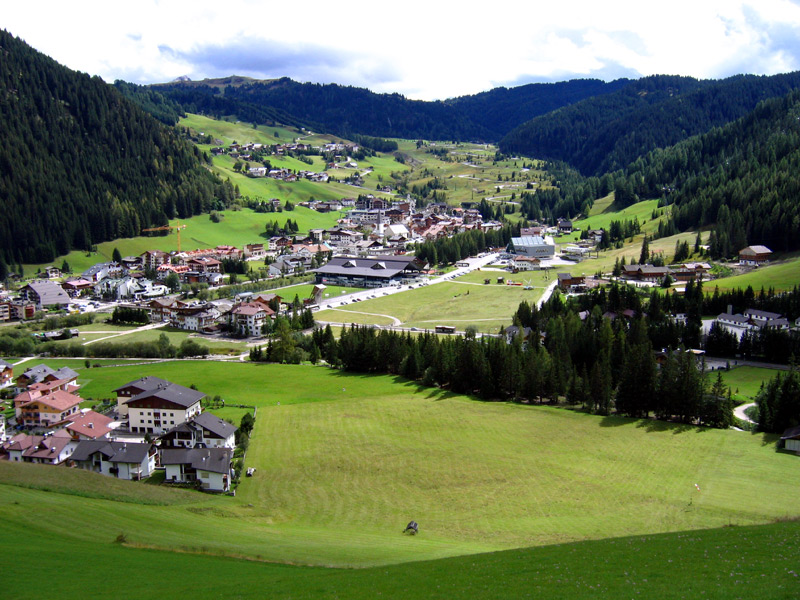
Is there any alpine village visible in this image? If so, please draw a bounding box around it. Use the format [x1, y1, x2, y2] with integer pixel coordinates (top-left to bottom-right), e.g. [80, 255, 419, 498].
[2, 23, 800, 600]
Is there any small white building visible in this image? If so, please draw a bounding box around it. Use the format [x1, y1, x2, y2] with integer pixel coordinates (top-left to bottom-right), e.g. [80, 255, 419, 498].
[160, 412, 238, 450]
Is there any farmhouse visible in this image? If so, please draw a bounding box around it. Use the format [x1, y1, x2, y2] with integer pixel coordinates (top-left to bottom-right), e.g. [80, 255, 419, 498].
[738, 245, 772, 265]
[622, 264, 673, 283]
[160, 412, 237, 450]
[114, 377, 204, 434]
[160, 447, 233, 491]
[71, 440, 156, 480]
[312, 256, 424, 288]
[557, 273, 587, 293]
[507, 236, 555, 259]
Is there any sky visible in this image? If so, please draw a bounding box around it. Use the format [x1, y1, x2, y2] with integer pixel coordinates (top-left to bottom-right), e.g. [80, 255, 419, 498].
[5, 0, 800, 100]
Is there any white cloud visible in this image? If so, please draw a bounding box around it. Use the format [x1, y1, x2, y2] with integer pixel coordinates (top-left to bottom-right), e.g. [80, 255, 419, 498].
[4, 0, 800, 99]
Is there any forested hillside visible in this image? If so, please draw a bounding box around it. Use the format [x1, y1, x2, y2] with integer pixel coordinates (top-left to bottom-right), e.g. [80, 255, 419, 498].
[499, 72, 800, 176]
[0, 29, 233, 265]
[540, 90, 800, 256]
[154, 76, 627, 141]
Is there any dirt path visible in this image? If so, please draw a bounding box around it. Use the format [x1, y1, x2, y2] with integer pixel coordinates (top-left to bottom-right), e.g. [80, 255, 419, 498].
[735, 402, 757, 424]
[323, 308, 401, 327]
[83, 322, 168, 345]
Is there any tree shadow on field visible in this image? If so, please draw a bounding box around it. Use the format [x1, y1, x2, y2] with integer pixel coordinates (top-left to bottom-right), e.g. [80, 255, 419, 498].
[632, 419, 702, 435]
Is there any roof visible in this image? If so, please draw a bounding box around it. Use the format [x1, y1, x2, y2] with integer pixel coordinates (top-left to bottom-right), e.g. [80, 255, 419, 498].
[313, 256, 421, 279]
[718, 313, 749, 324]
[116, 377, 205, 408]
[71, 440, 153, 463]
[23, 390, 82, 412]
[19, 365, 78, 385]
[510, 236, 551, 248]
[780, 424, 800, 440]
[744, 309, 782, 320]
[21, 431, 72, 460]
[0, 359, 12, 370]
[740, 245, 772, 255]
[64, 410, 114, 439]
[192, 412, 237, 438]
[160, 447, 232, 474]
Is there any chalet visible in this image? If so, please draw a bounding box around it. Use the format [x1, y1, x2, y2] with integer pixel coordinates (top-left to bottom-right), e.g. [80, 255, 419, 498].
[186, 257, 221, 273]
[511, 256, 541, 271]
[44, 266, 62, 279]
[160, 412, 237, 450]
[738, 245, 772, 265]
[228, 302, 274, 337]
[14, 384, 82, 429]
[672, 262, 711, 282]
[62, 278, 94, 295]
[0, 359, 13, 388]
[557, 219, 573, 234]
[160, 447, 233, 491]
[312, 256, 424, 288]
[114, 377, 204, 434]
[0, 303, 9, 321]
[557, 273, 587, 293]
[71, 440, 156, 480]
[82, 262, 125, 283]
[622, 264, 673, 283]
[148, 297, 177, 322]
[169, 303, 220, 332]
[16, 365, 79, 390]
[243, 243, 266, 259]
[19, 281, 70, 310]
[3, 430, 74, 464]
[520, 226, 545, 237]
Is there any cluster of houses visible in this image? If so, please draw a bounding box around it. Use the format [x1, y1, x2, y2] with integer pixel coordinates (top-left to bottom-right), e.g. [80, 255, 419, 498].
[1, 364, 237, 492]
[713, 308, 795, 337]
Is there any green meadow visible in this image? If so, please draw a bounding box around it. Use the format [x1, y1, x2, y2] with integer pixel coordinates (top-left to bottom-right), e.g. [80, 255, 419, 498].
[705, 254, 800, 293]
[3, 361, 798, 570]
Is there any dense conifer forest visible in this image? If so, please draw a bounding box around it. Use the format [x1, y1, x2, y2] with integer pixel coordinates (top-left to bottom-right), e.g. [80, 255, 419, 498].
[153, 77, 628, 141]
[0, 30, 233, 264]
[499, 72, 800, 175]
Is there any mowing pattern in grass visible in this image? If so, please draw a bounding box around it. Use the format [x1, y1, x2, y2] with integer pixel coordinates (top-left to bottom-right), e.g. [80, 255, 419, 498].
[3, 362, 798, 570]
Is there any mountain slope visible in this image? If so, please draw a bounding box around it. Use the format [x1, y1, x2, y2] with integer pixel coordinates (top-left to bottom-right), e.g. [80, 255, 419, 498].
[153, 76, 629, 141]
[500, 72, 800, 175]
[0, 29, 232, 264]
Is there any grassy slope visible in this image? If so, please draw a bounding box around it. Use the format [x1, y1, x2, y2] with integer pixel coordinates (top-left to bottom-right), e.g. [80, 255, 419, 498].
[704, 254, 800, 293]
[720, 366, 780, 403]
[2, 514, 797, 600]
[3, 361, 798, 569]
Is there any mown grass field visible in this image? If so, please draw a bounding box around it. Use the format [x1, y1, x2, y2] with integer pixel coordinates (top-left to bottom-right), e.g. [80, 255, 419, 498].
[3, 360, 798, 571]
[316, 279, 545, 332]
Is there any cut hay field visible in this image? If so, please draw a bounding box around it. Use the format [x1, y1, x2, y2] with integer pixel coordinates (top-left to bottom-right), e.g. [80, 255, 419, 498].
[317, 280, 546, 332]
[3, 361, 798, 572]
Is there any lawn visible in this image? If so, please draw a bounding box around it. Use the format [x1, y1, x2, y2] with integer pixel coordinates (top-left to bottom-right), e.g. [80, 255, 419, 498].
[719, 365, 781, 403]
[317, 280, 545, 333]
[3, 361, 798, 570]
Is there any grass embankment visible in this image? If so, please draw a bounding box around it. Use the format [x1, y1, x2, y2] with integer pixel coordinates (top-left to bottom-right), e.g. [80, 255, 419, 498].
[705, 254, 800, 293]
[2, 514, 797, 600]
[2, 362, 797, 569]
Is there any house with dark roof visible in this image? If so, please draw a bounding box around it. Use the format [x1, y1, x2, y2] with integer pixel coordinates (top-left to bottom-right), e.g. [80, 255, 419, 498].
[71, 440, 156, 480]
[160, 412, 237, 450]
[19, 281, 70, 310]
[312, 256, 423, 288]
[16, 364, 79, 390]
[114, 377, 204, 435]
[160, 447, 233, 491]
[781, 425, 800, 453]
